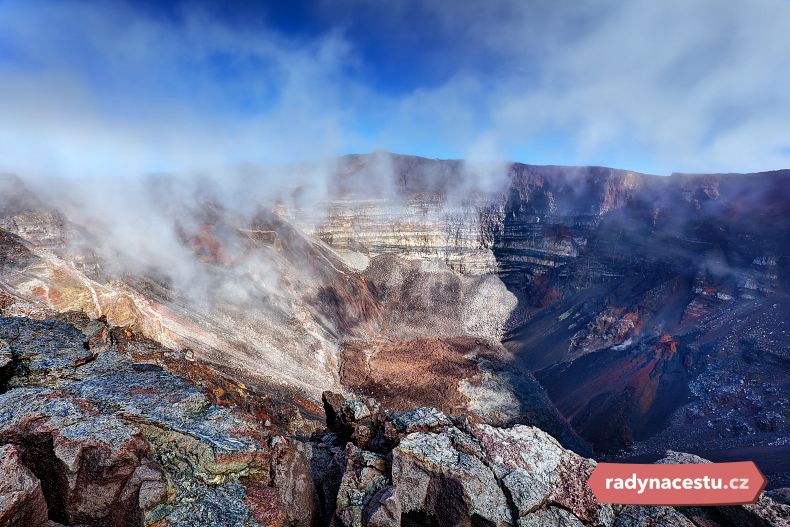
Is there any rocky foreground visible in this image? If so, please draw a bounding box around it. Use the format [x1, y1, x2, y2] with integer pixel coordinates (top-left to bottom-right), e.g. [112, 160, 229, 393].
[2, 315, 789, 527]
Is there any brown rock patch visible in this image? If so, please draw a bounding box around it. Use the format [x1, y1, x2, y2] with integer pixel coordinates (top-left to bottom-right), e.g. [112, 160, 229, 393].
[340, 337, 505, 417]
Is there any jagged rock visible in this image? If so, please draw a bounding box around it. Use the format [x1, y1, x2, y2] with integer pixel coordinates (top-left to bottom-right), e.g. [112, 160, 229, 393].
[321, 393, 616, 527]
[269, 436, 321, 527]
[154, 472, 275, 527]
[0, 316, 273, 485]
[322, 391, 397, 453]
[64, 350, 269, 478]
[0, 339, 11, 370]
[0, 316, 296, 526]
[470, 425, 613, 525]
[391, 431, 513, 526]
[0, 387, 166, 526]
[364, 486, 400, 527]
[324, 391, 378, 443]
[518, 507, 586, 527]
[308, 441, 348, 524]
[392, 407, 453, 434]
[242, 481, 288, 526]
[335, 444, 389, 527]
[0, 444, 49, 527]
[1, 309, 786, 527]
[0, 318, 94, 387]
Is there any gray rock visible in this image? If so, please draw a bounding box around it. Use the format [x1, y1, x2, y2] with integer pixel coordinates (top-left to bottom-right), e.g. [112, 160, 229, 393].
[392, 431, 513, 526]
[0, 387, 164, 526]
[470, 424, 613, 526]
[364, 486, 401, 527]
[613, 505, 694, 527]
[270, 436, 321, 527]
[0, 316, 279, 527]
[335, 443, 389, 527]
[503, 469, 551, 515]
[519, 507, 586, 527]
[0, 317, 94, 384]
[0, 338, 11, 370]
[393, 407, 453, 434]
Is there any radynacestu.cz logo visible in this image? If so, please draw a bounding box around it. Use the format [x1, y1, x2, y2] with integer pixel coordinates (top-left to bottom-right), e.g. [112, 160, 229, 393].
[604, 473, 751, 493]
[588, 461, 766, 505]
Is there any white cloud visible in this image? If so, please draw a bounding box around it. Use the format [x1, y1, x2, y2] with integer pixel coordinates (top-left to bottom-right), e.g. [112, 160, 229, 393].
[413, 0, 790, 173]
[1, 0, 788, 179]
[0, 1, 365, 179]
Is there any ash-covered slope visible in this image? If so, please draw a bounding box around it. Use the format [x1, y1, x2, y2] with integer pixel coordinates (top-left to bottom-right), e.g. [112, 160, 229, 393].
[0, 173, 382, 407]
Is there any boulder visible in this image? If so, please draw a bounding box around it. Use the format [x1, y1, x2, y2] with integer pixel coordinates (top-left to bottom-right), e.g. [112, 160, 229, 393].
[469, 424, 613, 526]
[0, 387, 166, 526]
[0, 444, 49, 527]
[391, 431, 513, 526]
[335, 443, 389, 527]
[269, 436, 321, 527]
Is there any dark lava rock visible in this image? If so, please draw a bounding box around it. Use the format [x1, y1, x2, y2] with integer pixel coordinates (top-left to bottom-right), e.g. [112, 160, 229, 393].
[0, 317, 94, 387]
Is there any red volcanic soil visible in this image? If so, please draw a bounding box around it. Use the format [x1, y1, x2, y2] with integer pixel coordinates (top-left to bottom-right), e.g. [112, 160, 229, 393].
[339, 337, 505, 418]
[537, 333, 693, 453]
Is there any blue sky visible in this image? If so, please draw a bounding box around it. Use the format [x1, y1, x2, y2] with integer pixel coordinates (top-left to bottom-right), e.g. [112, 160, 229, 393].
[1, 0, 789, 177]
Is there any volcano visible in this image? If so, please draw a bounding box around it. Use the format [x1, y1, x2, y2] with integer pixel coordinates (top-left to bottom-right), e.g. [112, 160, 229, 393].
[1, 153, 788, 526]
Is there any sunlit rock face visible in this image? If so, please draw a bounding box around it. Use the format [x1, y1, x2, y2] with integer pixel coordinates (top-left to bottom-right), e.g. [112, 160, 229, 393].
[298, 153, 506, 275]
[309, 197, 501, 275]
[7, 316, 777, 527]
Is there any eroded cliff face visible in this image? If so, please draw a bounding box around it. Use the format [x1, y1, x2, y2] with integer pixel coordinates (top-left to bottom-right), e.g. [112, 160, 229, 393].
[291, 153, 505, 276]
[496, 168, 790, 476]
[302, 154, 790, 486]
[307, 196, 501, 275]
[0, 177, 383, 404]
